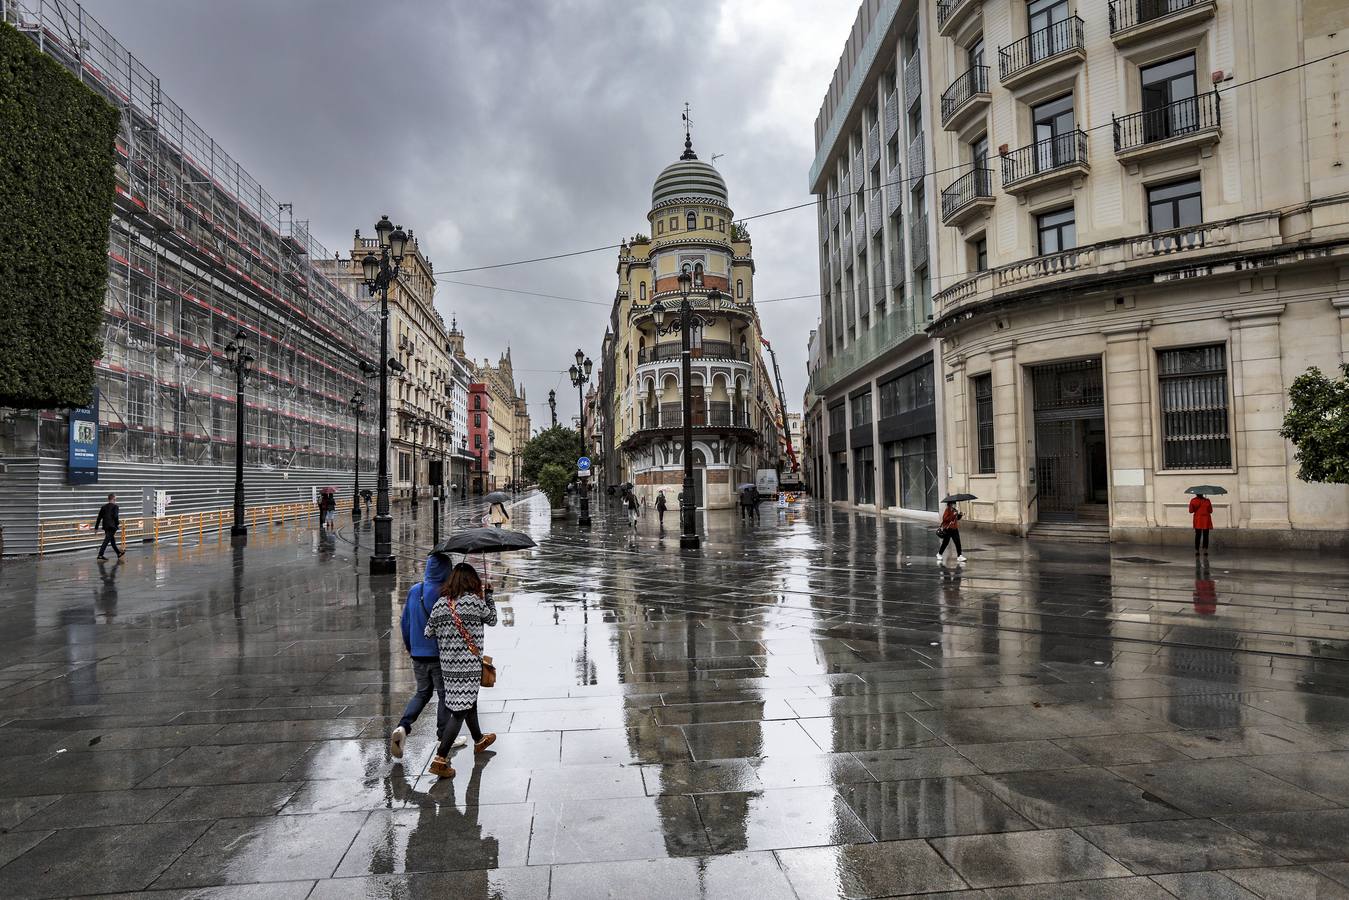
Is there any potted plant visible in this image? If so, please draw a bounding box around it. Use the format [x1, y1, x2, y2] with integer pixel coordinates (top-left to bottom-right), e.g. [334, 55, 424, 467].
[538, 464, 571, 519]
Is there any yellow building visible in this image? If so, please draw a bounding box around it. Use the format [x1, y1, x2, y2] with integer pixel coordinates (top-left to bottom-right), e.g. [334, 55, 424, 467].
[604, 133, 782, 509]
[474, 350, 529, 490]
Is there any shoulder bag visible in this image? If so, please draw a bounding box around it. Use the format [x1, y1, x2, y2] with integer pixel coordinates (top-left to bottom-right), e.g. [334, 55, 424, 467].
[448, 597, 497, 688]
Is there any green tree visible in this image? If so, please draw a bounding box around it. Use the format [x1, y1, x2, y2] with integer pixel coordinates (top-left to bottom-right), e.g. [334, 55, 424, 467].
[520, 426, 582, 484]
[537, 463, 571, 509]
[1280, 363, 1349, 485]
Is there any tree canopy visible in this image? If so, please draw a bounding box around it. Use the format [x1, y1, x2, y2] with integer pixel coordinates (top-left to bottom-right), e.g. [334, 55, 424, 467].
[1280, 363, 1349, 485]
[521, 426, 583, 484]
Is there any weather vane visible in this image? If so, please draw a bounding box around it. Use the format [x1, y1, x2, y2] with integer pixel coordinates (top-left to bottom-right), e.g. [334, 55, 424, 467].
[681, 103, 698, 160]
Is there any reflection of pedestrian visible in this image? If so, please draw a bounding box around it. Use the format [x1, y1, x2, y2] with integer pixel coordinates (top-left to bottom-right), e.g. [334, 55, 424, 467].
[1189, 492, 1213, 554]
[426, 564, 498, 778]
[937, 501, 965, 563]
[94, 493, 123, 560]
[655, 491, 667, 530]
[391, 756, 497, 875]
[1193, 559, 1217, 615]
[95, 559, 120, 621]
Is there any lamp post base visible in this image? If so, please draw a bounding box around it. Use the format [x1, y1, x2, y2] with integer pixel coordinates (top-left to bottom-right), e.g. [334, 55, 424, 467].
[230, 524, 248, 538]
[350, 504, 360, 519]
[369, 554, 397, 575]
[679, 533, 701, 550]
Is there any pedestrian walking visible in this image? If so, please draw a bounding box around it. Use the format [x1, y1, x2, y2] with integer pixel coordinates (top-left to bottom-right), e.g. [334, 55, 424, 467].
[623, 489, 640, 532]
[936, 501, 965, 563]
[360, 489, 372, 516]
[488, 499, 509, 527]
[1189, 491, 1213, 554]
[94, 493, 123, 560]
[739, 485, 754, 522]
[750, 486, 762, 522]
[427, 563, 498, 778]
[389, 554, 469, 760]
[655, 490, 667, 530]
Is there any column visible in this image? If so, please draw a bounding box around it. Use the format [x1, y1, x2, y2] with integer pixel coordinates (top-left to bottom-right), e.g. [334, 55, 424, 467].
[989, 343, 1020, 526]
[1227, 305, 1290, 530]
[1103, 322, 1154, 529]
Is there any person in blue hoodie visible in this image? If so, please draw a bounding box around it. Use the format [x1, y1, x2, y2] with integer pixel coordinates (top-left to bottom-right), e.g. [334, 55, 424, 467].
[390, 553, 468, 759]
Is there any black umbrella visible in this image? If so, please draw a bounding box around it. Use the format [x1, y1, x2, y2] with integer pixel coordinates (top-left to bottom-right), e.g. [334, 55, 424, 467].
[941, 493, 978, 503]
[1185, 485, 1227, 495]
[432, 526, 537, 581]
[482, 491, 512, 504]
[617, 482, 634, 491]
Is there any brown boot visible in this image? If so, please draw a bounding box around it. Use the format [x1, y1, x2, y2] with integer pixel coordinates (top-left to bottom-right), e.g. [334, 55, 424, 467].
[429, 756, 455, 778]
[474, 733, 497, 753]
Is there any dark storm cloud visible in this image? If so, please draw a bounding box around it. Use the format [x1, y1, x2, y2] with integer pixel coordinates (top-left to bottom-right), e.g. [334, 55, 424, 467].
[79, 0, 849, 419]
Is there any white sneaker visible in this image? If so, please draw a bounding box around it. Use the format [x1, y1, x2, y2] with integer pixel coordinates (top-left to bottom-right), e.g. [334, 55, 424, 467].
[452, 735, 469, 750]
[389, 726, 406, 759]
[935, 554, 944, 561]
[956, 555, 967, 562]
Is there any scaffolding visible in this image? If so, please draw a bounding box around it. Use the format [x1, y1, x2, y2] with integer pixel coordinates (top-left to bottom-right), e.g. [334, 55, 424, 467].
[2, 0, 379, 475]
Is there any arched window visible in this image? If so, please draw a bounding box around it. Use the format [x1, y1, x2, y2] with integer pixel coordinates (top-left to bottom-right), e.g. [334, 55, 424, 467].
[639, 282, 646, 300]
[687, 211, 697, 231]
[693, 263, 704, 286]
[736, 279, 744, 298]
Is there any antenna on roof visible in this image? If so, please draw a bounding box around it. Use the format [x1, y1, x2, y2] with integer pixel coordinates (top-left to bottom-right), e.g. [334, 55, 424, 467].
[711, 153, 724, 166]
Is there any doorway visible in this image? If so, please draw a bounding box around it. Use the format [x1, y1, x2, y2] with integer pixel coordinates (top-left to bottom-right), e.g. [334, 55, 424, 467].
[1032, 359, 1108, 522]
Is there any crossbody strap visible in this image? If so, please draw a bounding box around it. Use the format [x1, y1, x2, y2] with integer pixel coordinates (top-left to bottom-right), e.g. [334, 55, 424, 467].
[447, 598, 482, 659]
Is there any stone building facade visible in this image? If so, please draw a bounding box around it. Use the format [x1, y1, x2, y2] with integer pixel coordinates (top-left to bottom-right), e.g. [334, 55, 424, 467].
[603, 134, 782, 509]
[923, 0, 1349, 546]
[473, 350, 529, 491]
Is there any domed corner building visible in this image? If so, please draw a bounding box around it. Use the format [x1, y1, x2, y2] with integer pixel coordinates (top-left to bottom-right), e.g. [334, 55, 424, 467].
[601, 133, 783, 510]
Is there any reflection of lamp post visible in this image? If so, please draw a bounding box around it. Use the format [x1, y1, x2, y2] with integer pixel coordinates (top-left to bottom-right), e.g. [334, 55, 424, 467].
[349, 390, 365, 518]
[359, 214, 410, 575]
[224, 330, 254, 540]
[651, 268, 712, 550]
[568, 349, 593, 527]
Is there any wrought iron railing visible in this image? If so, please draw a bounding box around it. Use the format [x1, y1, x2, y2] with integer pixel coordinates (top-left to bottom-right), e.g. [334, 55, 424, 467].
[1000, 130, 1088, 186]
[999, 16, 1084, 82]
[640, 402, 748, 430]
[941, 65, 990, 125]
[1109, 0, 1203, 33]
[638, 340, 747, 364]
[941, 168, 994, 221]
[1113, 91, 1220, 152]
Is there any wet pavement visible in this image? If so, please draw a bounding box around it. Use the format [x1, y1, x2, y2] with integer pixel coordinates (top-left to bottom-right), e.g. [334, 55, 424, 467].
[1, 493, 1348, 898]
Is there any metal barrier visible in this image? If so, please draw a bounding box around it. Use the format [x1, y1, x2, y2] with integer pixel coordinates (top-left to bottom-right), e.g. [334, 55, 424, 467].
[36, 500, 326, 555]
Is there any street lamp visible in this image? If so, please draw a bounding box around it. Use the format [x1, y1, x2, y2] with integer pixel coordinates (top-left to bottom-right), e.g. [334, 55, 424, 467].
[360, 214, 410, 575]
[650, 268, 714, 550]
[548, 389, 557, 428]
[224, 330, 254, 541]
[569, 348, 593, 527]
[349, 390, 365, 518]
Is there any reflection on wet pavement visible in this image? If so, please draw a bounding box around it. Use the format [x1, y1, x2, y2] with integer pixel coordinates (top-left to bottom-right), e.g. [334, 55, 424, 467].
[0, 493, 1348, 897]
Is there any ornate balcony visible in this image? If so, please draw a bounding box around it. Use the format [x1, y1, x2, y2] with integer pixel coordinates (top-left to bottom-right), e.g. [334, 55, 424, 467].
[1000, 130, 1089, 194]
[634, 401, 750, 433]
[1109, 0, 1215, 46]
[998, 16, 1085, 91]
[637, 340, 750, 365]
[940, 65, 991, 134]
[940, 168, 995, 227]
[937, 0, 983, 38]
[1113, 92, 1221, 165]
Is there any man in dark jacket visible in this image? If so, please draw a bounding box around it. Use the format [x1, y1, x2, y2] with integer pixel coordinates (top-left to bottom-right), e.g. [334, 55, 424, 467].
[390, 553, 467, 759]
[94, 494, 123, 560]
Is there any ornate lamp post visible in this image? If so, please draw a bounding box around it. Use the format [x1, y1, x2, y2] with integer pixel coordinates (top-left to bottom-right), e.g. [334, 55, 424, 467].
[651, 268, 717, 550]
[359, 214, 410, 575]
[568, 349, 593, 527]
[548, 389, 558, 427]
[349, 390, 365, 518]
[224, 330, 254, 541]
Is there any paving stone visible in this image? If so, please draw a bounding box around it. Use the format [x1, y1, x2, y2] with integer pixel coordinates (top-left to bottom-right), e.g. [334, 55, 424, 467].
[776, 839, 967, 898]
[840, 776, 1033, 840]
[956, 740, 1087, 774]
[153, 812, 367, 887]
[930, 828, 1132, 888]
[1110, 758, 1339, 817]
[975, 767, 1186, 828]
[0, 821, 210, 899]
[1075, 819, 1289, 874]
[1216, 809, 1349, 861]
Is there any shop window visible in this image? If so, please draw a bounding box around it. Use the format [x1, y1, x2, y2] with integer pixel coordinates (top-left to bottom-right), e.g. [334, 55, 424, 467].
[1158, 344, 1231, 469]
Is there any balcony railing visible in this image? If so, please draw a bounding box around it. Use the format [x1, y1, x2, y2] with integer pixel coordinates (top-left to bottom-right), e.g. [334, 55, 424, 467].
[941, 168, 994, 222]
[999, 16, 1084, 82]
[640, 402, 748, 430]
[1109, 0, 1204, 33]
[1000, 130, 1088, 187]
[1113, 91, 1220, 153]
[907, 132, 925, 185]
[637, 340, 748, 364]
[941, 65, 990, 126]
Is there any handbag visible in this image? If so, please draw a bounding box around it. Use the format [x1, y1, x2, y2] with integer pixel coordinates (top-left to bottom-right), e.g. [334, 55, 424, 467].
[448, 598, 497, 688]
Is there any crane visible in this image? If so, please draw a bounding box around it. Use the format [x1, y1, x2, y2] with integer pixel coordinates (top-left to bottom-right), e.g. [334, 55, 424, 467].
[759, 337, 799, 476]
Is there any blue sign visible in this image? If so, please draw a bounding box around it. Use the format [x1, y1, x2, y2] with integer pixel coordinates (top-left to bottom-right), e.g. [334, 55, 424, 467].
[577, 456, 591, 473]
[67, 387, 100, 484]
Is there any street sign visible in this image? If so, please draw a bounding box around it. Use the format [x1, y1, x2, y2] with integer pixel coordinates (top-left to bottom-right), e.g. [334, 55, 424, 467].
[577, 456, 591, 473]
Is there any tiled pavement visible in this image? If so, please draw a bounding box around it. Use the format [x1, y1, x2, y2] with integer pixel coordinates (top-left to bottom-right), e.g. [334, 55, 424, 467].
[0, 494, 1348, 898]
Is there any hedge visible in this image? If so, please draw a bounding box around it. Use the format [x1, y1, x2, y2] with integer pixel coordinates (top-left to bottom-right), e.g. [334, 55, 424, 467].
[0, 21, 119, 409]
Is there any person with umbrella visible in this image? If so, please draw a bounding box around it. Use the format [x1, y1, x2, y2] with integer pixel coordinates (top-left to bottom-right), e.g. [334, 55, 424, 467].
[937, 494, 975, 564]
[622, 486, 640, 533]
[483, 491, 511, 527]
[655, 490, 668, 531]
[738, 483, 755, 523]
[389, 553, 469, 761]
[427, 562, 498, 779]
[1186, 485, 1222, 554]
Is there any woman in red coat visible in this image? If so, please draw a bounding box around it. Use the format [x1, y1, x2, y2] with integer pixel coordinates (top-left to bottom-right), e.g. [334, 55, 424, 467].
[1189, 492, 1213, 554]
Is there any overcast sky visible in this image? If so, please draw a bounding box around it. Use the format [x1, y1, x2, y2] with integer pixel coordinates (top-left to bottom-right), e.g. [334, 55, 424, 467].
[81, 0, 855, 425]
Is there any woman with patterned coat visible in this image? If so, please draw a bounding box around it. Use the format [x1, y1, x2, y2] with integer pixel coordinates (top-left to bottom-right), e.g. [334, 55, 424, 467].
[426, 562, 498, 778]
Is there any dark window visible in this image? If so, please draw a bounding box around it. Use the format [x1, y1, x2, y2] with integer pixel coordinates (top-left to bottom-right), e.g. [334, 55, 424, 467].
[670, 216, 678, 231]
[879, 365, 935, 418]
[657, 221, 664, 235]
[1141, 53, 1197, 142]
[973, 374, 995, 473]
[736, 279, 744, 298]
[718, 219, 726, 232]
[687, 211, 697, 230]
[1027, 0, 1071, 62]
[1037, 206, 1076, 254]
[398, 452, 411, 482]
[1032, 93, 1075, 172]
[1148, 177, 1202, 231]
[828, 404, 846, 434]
[832, 450, 849, 500]
[854, 445, 875, 504]
[968, 36, 985, 69]
[473, 395, 481, 410]
[473, 413, 481, 428]
[850, 392, 873, 427]
[972, 237, 988, 272]
[705, 216, 713, 229]
[639, 282, 647, 300]
[900, 434, 939, 511]
[474, 435, 482, 449]
[1158, 344, 1231, 469]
